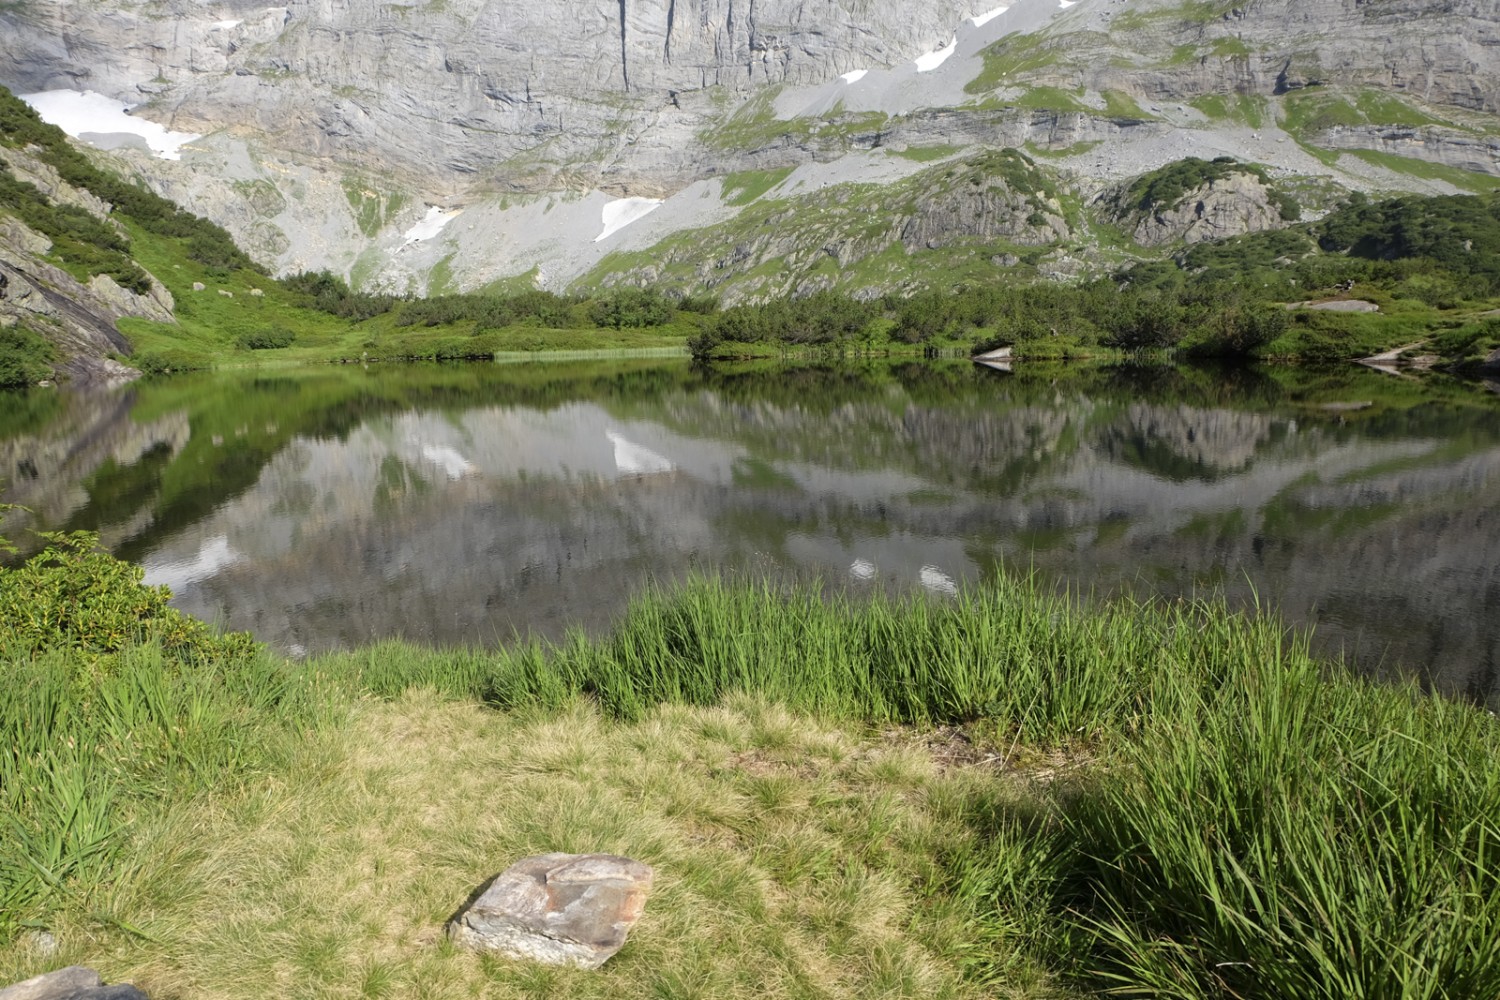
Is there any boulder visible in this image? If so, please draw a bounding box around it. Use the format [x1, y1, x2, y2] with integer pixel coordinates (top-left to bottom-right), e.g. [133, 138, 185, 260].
[1481, 346, 1500, 372]
[448, 853, 654, 970]
[0, 967, 147, 1000]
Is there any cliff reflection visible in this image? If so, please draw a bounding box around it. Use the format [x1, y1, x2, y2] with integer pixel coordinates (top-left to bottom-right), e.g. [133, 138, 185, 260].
[3, 360, 1497, 705]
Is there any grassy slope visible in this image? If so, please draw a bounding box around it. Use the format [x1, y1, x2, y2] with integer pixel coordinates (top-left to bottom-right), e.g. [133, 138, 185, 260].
[117, 224, 691, 369]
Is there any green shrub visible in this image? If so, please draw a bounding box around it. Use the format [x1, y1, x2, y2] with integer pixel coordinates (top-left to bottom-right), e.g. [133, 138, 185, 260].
[588, 287, 674, 328]
[236, 327, 296, 350]
[0, 530, 288, 937]
[0, 530, 255, 662]
[676, 292, 721, 314]
[133, 349, 212, 374]
[0, 323, 55, 387]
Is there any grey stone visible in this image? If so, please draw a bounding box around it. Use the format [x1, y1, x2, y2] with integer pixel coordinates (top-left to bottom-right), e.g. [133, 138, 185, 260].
[0, 968, 100, 1000]
[448, 853, 654, 970]
[0, 968, 147, 1000]
[1481, 346, 1500, 372]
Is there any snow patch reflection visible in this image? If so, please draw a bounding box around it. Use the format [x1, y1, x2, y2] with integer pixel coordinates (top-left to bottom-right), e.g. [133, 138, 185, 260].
[919, 564, 958, 595]
[419, 443, 477, 480]
[607, 430, 674, 476]
[143, 536, 240, 591]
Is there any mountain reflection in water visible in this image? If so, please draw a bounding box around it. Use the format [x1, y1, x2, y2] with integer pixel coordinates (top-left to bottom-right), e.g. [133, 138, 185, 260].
[2, 359, 1498, 707]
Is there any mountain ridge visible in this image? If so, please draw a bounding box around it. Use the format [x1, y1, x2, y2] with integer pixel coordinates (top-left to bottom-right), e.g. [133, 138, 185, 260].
[0, 0, 1497, 306]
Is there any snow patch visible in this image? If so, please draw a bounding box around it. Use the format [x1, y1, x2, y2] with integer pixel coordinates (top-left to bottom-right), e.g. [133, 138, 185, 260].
[20, 89, 200, 160]
[914, 37, 957, 72]
[840, 69, 869, 84]
[402, 205, 461, 245]
[1058, 0, 1076, 7]
[969, 5, 1009, 27]
[595, 197, 663, 242]
[607, 430, 674, 476]
[212, 19, 241, 28]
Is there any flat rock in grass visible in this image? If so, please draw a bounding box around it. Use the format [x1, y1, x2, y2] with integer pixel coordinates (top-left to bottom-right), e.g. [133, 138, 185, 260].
[0, 967, 147, 1000]
[448, 853, 654, 969]
[1481, 346, 1500, 372]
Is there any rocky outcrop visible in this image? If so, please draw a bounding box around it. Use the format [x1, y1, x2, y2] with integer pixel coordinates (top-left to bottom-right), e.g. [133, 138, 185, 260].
[0, 213, 160, 382]
[1103, 170, 1288, 247]
[1308, 125, 1500, 177]
[900, 170, 1070, 250]
[0, 145, 182, 380]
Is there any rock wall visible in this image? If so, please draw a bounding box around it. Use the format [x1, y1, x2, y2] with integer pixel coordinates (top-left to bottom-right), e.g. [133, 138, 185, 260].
[1102, 169, 1289, 247]
[1067, 0, 1500, 115]
[0, 0, 984, 185]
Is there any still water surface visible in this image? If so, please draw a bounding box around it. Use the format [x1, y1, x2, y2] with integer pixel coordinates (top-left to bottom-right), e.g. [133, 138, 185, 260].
[3, 358, 1499, 705]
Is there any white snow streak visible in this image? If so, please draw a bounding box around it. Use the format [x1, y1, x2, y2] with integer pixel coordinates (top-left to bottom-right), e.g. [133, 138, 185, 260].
[402, 205, 461, 244]
[20, 89, 200, 160]
[595, 197, 663, 242]
[840, 69, 869, 84]
[914, 37, 957, 72]
[969, 5, 1009, 27]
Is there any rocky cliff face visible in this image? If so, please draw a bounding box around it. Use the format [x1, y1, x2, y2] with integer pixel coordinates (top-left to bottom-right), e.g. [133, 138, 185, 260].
[0, 0, 981, 186]
[0, 147, 173, 381]
[1101, 168, 1290, 247]
[0, 0, 1497, 298]
[1031, 0, 1500, 115]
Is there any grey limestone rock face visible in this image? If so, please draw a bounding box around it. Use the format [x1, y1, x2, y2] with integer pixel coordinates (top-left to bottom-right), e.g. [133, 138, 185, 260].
[448, 853, 655, 970]
[1106, 170, 1288, 248]
[0, 0, 983, 184]
[1309, 125, 1500, 176]
[0, 967, 147, 1000]
[1027, 0, 1500, 116]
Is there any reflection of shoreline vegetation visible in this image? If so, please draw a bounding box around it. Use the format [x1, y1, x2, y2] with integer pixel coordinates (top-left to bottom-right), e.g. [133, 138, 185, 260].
[3, 554, 1499, 998]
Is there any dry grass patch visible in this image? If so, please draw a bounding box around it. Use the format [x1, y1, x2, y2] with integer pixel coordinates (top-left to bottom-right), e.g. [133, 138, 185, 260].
[1, 692, 1070, 1000]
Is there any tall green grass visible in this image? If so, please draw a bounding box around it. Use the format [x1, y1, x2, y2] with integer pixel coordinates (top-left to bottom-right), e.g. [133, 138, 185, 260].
[0, 533, 330, 934]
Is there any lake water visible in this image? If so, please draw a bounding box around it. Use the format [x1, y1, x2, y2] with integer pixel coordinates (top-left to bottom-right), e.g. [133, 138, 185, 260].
[4, 358, 1499, 706]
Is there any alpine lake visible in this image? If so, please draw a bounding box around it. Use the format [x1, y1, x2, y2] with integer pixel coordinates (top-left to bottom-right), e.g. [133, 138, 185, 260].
[4, 355, 1499, 708]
